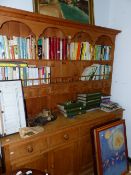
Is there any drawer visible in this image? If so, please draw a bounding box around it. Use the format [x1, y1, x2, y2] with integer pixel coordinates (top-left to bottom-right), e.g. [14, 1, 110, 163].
[49, 127, 78, 148]
[9, 136, 48, 161]
[79, 123, 93, 137]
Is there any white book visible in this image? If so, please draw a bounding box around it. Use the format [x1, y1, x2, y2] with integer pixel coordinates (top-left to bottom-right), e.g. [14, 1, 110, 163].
[44, 37, 49, 60]
[60, 39, 63, 60]
[3, 35, 10, 59]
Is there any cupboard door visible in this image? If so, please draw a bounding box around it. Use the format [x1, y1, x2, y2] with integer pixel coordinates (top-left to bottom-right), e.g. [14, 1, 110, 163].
[49, 142, 78, 175]
[12, 153, 49, 174]
[79, 135, 94, 175]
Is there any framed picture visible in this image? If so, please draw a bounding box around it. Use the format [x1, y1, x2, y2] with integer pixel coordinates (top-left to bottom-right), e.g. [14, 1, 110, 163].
[33, 0, 94, 24]
[93, 119, 129, 175]
[0, 80, 26, 136]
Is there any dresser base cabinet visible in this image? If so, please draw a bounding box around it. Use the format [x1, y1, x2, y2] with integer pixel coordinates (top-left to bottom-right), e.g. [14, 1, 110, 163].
[1, 109, 123, 175]
[49, 142, 78, 175]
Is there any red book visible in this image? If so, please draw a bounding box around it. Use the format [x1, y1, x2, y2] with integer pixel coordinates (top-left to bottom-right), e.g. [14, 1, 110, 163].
[49, 37, 54, 60]
[76, 42, 81, 60]
[56, 37, 60, 60]
[10, 45, 15, 60]
[53, 37, 57, 60]
[62, 38, 67, 60]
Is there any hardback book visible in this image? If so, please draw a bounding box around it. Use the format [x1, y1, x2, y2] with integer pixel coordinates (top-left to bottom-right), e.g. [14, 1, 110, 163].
[77, 95, 101, 101]
[77, 99, 101, 106]
[62, 38, 67, 60]
[58, 105, 86, 113]
[57, 101, 84, 110]
[38, 38, 42, 59]
[49, 37, 54, 60]
[77, 92, 102, 98]
[60, 109, 86, 118]
[56, 37, 60, 60]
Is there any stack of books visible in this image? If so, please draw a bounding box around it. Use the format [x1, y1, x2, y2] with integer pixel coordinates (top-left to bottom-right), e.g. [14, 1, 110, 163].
[101, 95, 111, 103]
[77, 92, 102, 110]
[57, 101, 86, 118]
[100, 101, 121, 112]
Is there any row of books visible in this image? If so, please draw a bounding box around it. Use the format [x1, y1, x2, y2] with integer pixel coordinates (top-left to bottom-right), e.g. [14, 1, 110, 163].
[0, 35, 36, 60]
[69, 41, 93, 60]
[57, 92, 102, 118]
[57, 93, 121, 117]
[94, 45, 111, 60]
[38, 37, 68, 60]
[0, 34, 112, 61]
[39, 38, 111, 61]
[81, 64, 111, 81]
[0, 62, 50, 86]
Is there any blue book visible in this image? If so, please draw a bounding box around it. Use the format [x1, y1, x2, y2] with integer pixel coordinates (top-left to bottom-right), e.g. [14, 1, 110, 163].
[0, 35, 5, 59]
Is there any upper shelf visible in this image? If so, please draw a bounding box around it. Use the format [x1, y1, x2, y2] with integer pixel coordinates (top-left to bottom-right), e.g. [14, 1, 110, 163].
[0, 5, 121, 37]
[0, 20, 35, 38]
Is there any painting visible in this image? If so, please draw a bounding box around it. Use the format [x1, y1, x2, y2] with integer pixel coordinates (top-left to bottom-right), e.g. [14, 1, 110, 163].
[93, 119, 129, 175]
[33, 0, 94, 24]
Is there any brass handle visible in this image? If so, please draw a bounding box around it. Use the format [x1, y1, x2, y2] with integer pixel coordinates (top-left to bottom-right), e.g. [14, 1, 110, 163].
[63, 133, 69, 140]
[27, 145, 33, 153]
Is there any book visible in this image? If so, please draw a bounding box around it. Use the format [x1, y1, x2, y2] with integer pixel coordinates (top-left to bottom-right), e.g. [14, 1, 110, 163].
[76, 42, 81, 60]
[77, 99, 101, 106]
[81, 64, 99, 80]
[62, 38, 67, 60]
[77, 92, 102, 98]
[38, 38, 42, 59]
[77, 95, 101, 101]
[59, 105, 86, 113]
[60, 109, 86, 118]
[100, 101, 121, 112]
[56, 37, 60, 60]
[49, 37, 54, 60]
[57, 101, 84, 110]
[0, 35, 5, 59]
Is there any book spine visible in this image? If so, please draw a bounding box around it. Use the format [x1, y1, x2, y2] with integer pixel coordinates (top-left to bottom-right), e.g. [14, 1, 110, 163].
[38, 38, 42, 60]
[62, 38, 67, 60]
[56, 37, 60, 60]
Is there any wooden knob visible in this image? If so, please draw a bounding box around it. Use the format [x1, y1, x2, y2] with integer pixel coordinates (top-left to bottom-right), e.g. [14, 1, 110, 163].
[63, 133, 69, 140]
[27, 145, 33, 153]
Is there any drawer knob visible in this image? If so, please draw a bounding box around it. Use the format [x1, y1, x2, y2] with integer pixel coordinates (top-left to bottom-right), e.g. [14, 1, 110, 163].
[27, 145, 33, 153]
[63, 134, 69, 140]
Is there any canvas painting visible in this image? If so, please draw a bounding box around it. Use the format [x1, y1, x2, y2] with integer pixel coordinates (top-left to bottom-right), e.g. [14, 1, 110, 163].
[93, 119, 128, 175]
[33, 0, 94, 24]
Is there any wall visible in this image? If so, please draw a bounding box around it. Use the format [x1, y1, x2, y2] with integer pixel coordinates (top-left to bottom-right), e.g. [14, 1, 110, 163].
[109, 0, 131, 157]
[94, 0, 131, 157]
[94, 0, 110, 27]
[0, 0, 33, 12]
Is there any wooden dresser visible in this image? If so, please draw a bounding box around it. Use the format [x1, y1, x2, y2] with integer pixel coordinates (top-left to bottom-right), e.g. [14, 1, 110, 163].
[1, 109, 123, 175]
[0, 6, 122, 175]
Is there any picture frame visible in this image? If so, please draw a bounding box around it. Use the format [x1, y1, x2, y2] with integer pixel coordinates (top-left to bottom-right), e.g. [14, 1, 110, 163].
[93, 119, 129, 175]
[33, 0, 95, 24]
[0, 80, 26, 136]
